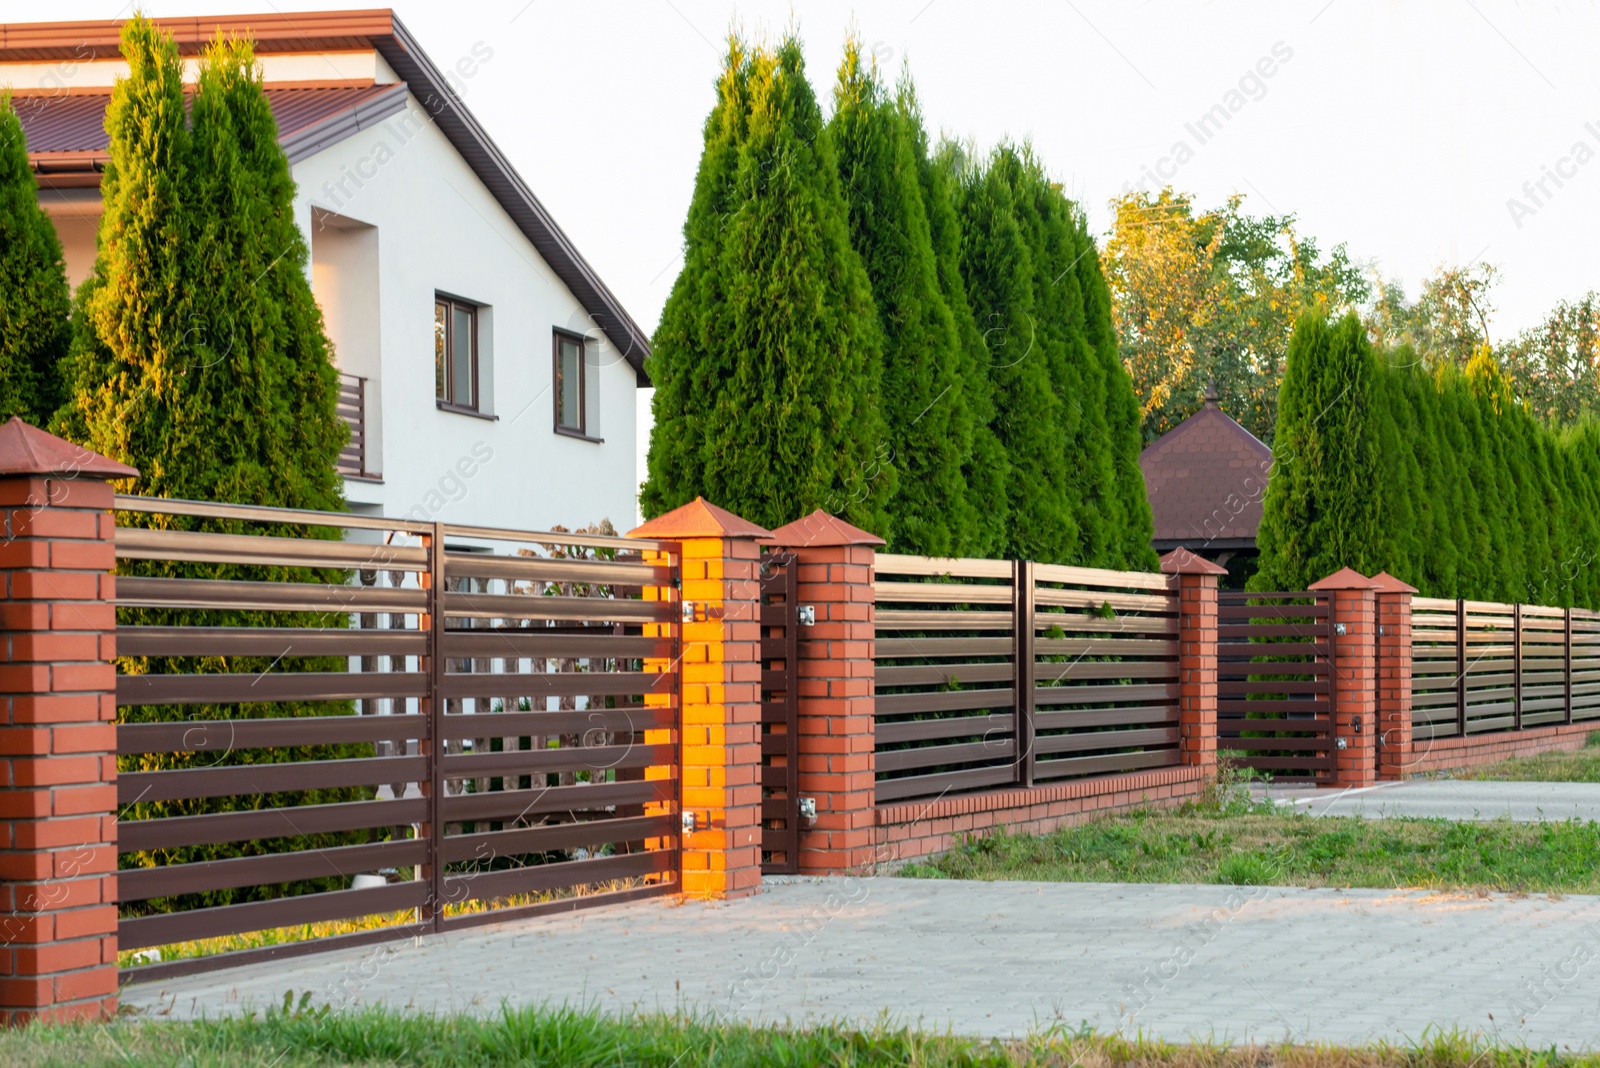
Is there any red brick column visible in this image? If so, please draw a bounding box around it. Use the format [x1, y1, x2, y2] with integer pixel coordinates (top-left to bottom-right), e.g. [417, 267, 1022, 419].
[1159, 549, 1225, 770]
[0, 418, 137, 1025]
[1372, 572, 1417, 781]
[767, 510, 883, 874]
[628, 498, 772, 900]
[1309, 567, 1380, 789]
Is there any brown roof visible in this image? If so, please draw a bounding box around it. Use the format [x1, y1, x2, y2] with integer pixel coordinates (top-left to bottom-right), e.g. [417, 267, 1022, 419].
[627, 498, 774, 541]
[17, 83, 406, 161]
[765, 509, 886, 548]
[1137, 398, 1272, 548]
[0, 416, 138, 479]
[2, 9, 652, 383]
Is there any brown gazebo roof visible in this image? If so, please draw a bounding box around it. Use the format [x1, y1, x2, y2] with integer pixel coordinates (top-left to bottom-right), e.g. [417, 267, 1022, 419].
[1137, 392, 1273, 550]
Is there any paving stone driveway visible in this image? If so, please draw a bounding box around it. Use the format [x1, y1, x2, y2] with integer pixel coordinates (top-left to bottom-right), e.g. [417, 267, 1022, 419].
[123, 877, 1600, 1048]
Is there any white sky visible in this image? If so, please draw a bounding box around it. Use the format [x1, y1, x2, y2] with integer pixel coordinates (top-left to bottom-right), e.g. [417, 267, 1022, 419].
[16, 0, 1599, 344]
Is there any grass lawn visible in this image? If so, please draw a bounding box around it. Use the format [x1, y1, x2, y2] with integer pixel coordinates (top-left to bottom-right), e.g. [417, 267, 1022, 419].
[5, 1005, 1600, 1067]
[1466, 731, 1600, 783]
[898, 767, 1600, 894]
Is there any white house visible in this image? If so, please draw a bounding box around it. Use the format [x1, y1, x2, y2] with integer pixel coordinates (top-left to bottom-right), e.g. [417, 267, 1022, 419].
[6, 9, 649, 534]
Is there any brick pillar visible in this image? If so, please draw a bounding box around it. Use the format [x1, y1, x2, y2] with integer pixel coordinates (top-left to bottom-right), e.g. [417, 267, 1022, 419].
[628, 498, 772, 900]
[767, 510, 883, 874]
[1159, 548, 1225, 770]
[0, 418, 136, 1025]
[1309, 567, 1380, 789]
[1372, 571, 1417, 781]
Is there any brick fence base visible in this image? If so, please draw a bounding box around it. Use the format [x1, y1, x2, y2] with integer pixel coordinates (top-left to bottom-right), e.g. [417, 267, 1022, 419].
[873, 765, 1209, 865]
[1404, 722, 1598, 776]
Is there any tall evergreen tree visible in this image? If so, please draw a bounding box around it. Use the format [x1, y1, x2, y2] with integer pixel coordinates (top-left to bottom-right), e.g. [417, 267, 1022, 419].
[828, 41, 972, 555]
[60, 20, 357, 909]
[1252, 312, 1384, 590]
[0, 93, 73, 425]
[913, 129, 1008, 558]
[956, 149, 1076, 563]
[643, 34, 893, 535]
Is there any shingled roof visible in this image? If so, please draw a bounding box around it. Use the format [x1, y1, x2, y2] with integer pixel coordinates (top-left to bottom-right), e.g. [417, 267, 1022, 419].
[4, 9, 651, 383]
[1137, 391, 1273, 550]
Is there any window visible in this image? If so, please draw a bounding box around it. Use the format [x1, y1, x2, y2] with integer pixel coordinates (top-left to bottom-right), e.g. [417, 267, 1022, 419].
[435, 297, 478, 411]
[554, 329, 589, 437]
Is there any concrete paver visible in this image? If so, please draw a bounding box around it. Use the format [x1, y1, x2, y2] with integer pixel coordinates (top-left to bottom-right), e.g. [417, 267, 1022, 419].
[123, 877, 1600, 1048]
[1266, 779, 1600, 822]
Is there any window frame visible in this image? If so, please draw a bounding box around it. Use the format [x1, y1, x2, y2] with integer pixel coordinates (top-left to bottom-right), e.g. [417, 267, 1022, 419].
[552, 328, 598, 441]
[435, 295, 480, 414]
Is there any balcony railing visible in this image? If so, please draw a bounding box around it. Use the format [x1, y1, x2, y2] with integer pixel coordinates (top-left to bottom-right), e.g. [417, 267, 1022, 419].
[337, 372, 380, 480]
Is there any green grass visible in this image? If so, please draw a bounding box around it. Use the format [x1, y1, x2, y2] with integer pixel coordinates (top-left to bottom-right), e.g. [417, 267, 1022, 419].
[7, 1005, 1600, 1067]
[1467, 731, 1600, 783]
[898, 767, 1600, 894]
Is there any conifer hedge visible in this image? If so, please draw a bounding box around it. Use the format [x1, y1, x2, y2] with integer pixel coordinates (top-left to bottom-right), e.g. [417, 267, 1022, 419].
[0, 93, 72, 425]
[643, 34, 1154, 569]
[1254, 312, 1600, 608]
[59, 20, 360, 911]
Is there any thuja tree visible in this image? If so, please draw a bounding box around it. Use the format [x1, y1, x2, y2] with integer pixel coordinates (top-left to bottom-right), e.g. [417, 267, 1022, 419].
[956, 148, 1076, 563]
[1252, 313, 1600, 607]
[828, 43, 973, 556]
[1252, 313, 1384, 591]
[994, 147, 1153, 570]
[643, 34, 893, 535]
[912, 125, 1008, 558]
[61, 20, 357, 909]
[0, 93, 72, 425]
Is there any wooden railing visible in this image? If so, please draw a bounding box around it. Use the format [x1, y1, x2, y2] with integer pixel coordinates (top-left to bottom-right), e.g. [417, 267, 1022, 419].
[336, 372, 377, 479]
[872, 554, 1183, 804]
[1412, 597, 1600, 739]
[112, 495, 680, 979]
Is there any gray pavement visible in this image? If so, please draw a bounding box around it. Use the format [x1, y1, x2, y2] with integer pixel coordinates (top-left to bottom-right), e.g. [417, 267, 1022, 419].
[1265, 779, 1600, 822]
[123, 877, 1600, 1048]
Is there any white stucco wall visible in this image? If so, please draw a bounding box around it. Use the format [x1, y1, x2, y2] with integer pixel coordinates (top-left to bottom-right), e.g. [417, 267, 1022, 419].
[291, 92, 640, 534]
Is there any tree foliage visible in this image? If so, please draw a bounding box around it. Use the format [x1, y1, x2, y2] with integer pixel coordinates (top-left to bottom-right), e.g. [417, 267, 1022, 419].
[57, 19, 357, 909]
[1255, 312, 1600, 609]
[642, 33, 893, 536]
[1498, 292, 1600, 427]
[1104, 188, 1369, 445]
[827, 43, 971, 555]
[0, 93, 72, 425]
[644, 32, 1155, 568]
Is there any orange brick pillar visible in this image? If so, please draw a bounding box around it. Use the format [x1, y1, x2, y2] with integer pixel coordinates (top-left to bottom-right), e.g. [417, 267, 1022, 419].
[0, 418, 137, 1025]
[628, 498, 772, 900]
[1310, 567, 1380, 789]
[768, 510, 883, 874]
[1159, 549, 1225, 770]
[1372, 572, 1417, 781]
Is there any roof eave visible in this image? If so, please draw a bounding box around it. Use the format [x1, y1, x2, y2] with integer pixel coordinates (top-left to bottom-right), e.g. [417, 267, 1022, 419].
[376, 15, 652, 384]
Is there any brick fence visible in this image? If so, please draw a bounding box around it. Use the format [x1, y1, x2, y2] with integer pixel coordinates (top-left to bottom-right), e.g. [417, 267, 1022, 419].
[2, 415, 1598, 1024]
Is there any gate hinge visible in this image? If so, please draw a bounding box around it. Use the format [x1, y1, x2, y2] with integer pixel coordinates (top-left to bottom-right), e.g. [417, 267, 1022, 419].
[798, 798, 817, 826]
[798, 605, 816, 626]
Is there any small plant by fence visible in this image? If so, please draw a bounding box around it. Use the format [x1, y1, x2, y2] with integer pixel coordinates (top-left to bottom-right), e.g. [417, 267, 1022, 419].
[872, 554, 1184, 803]
[1411, 597, 1600, 738]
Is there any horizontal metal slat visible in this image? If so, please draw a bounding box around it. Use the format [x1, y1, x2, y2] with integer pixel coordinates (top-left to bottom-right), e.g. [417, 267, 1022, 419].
[441, 630, 669, 660]
[119, 755, 426, 804]
[118, 625, 427, 659]
[116, 576, 426, 614]
[118, 714, 427, 754]
[441, 590, 671, 624]
[874, 763, 1015, 802]
[440, 671, 673, 701]
[440, 814, 677, 864]
[439, 742, 676, 779]
[118, 672, 428, 707]
[874, 554, 1013, 580]
[876, 687, 1015, 716]
[441, 778, 673, 824]
[118, 796, 427, 852]
[118, 881, 427, 952]
[435, 707, 673, 739]
[1033, 726, 1178, 756]
[443, 552, 667, 587]
[115, 527, 428, 572]
[119, 838, 425, 902]
[1033, 747, 1179, 780]
[876, 739, 1014, 774]
[444, 849, 674, 904]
